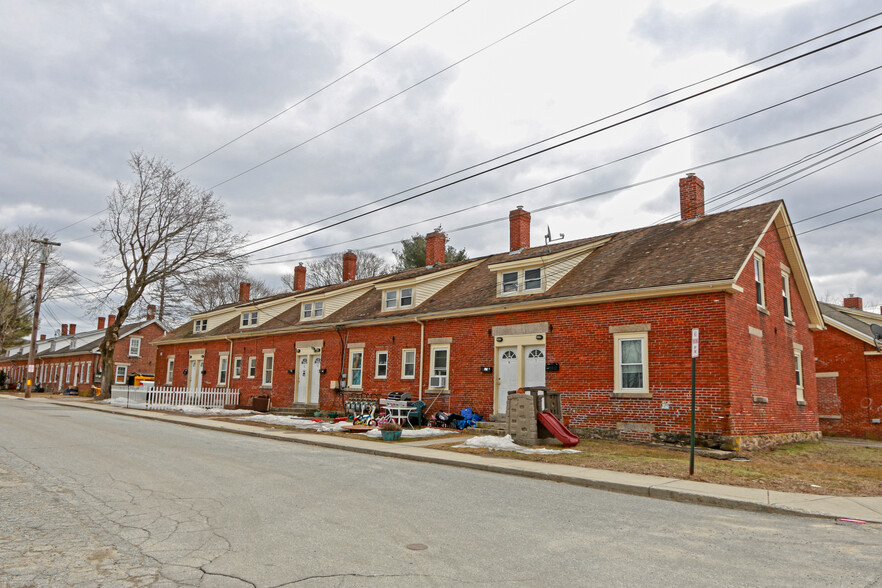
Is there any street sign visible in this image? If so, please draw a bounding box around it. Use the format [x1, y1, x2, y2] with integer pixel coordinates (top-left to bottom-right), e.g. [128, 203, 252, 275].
[691, 328, 699, 358]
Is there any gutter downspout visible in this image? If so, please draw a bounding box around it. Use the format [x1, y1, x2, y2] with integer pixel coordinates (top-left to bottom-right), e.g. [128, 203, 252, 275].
[415, 317, 425, 401]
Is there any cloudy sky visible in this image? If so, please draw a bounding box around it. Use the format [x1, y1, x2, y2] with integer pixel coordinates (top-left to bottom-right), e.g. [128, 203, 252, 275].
[2, 0, 881, 333]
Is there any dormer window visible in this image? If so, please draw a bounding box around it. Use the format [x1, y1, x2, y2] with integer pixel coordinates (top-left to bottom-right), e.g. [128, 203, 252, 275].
[383, 287, 414, 310]
[241, 311, 258, 327]
[302, 301, 324, 320]
[499, 267, 543, 295]
[194, 319, 208, 333]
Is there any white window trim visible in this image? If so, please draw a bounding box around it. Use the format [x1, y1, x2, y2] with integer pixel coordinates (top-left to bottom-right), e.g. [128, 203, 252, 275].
[613, 332, 649, 396]
[248, 356, 257, 379]
[128, 337, 142, 357]
[233, 356, 242, 379]
[429, 344, 450, 390]
[401, 348, 416, 380]
[302, 301, 325, 321]
[497, 267, 544, 297]
[754, 254, 766, 310]
[782, 271, 793, 322]
[194, 319, 208, 333]
[375, 350, 388, 379]
[166, 356, 175, 385]
[795, 350, 805, 403]
[115, 365, 128, 385]
[383, 287, 415, 311]
[348, 349, 364, 390]
[261, 352, 274, 387]
[218, 354, 229, 387]
[241, 311, 259, 328]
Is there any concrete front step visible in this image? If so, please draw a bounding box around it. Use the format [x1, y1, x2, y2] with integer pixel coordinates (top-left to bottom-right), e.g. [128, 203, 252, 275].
[271, 405, 319, 417]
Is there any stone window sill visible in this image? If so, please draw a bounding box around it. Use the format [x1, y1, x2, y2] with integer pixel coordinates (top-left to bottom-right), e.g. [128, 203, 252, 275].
[757, 305, 770, 315]
[753, 396, 768, 404]
[784, 317, 795, 326]
[610, 391, 652, 399]
[796, 399, 807, 406]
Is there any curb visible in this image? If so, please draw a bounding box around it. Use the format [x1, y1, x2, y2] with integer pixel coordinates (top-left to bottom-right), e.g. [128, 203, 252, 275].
[45, 399, 871, 522]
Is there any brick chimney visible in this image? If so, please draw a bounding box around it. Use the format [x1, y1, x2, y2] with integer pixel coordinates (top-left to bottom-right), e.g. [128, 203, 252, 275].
[40, 334, 46, 341]
[342, 251, 357, 282]
[843, 294, 863, 310]
[239, 282, 251, 302]
[425, 231, 446, 266]
[293, 264, 306, 291]
[69, 324, 76, 335]
[108, 314, 116, 327]
[97, 317, 106, 330]
[679, 173, 705, 220]
[509, 206, 531, 252]
[61, 324, 68, 336]
[146, 304, 156, 320]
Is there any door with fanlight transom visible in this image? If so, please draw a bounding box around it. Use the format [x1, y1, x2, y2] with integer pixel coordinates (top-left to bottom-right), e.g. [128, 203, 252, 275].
[495, 344, 546, 413]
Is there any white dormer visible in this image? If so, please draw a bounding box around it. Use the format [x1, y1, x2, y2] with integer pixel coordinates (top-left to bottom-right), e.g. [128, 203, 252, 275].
[378, 261, 481, 312]
[487, 239, 609, 298]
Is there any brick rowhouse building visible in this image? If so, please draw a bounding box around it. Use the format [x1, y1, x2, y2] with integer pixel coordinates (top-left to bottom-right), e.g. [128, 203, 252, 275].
[155, 175, 824, 450]
[813, 298, 882, 439]
[0, 306, 169, 393]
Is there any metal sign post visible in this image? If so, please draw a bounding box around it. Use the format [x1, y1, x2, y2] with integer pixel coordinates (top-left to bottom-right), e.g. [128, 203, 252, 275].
[689, 328, 699, 476]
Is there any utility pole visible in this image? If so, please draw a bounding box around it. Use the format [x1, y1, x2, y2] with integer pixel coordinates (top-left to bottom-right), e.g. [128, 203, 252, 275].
[24, 238, 61, 398]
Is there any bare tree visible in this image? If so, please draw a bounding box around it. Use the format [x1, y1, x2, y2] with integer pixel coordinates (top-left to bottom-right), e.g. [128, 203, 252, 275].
[94, 152, 243, 398]
[186, 265, 276, 313]
[0, 225, 74, 350]
[281, 250, 390, 289]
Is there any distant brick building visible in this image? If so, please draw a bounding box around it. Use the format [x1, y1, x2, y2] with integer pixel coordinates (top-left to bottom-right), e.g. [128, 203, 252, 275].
[813, 299, 882, 439]
[0, 307, 169, 393]
[156, 175, 823, 450]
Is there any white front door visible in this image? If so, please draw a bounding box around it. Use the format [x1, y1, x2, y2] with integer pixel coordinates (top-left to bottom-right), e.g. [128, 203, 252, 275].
[496, 347, 518, 413]
[310, 355, 321, 404]
[188, 359, 203, 390]
[524, 346, 546, 388]
[297, 356, 309, 403]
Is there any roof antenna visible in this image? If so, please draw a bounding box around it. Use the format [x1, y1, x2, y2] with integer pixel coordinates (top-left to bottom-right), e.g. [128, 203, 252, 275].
[544, 225, 564, 253]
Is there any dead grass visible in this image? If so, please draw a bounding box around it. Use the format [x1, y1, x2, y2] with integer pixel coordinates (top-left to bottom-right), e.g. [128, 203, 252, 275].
[440, 438, 882, 497]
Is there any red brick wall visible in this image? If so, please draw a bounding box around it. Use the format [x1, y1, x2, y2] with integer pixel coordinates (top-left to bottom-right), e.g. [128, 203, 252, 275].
[813, 324, 882, 439]
[724, 227, 819, 436]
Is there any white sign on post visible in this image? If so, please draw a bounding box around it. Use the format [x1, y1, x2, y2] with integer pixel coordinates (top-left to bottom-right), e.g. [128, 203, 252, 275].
[691, 328, 699, 358]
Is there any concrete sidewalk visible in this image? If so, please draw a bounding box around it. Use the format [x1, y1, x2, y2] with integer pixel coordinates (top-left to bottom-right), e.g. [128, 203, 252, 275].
[11, 395, 882, 524]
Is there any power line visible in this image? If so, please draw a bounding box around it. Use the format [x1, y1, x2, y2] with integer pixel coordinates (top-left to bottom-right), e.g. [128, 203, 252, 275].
[176, 1, 472, 174]
[232, 23, 882, 260]
[231, 14, 882, 253]
[207, 0, 576, 191]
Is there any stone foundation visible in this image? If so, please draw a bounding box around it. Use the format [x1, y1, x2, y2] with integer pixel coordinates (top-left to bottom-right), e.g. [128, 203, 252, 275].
[569, 426, 822, 451]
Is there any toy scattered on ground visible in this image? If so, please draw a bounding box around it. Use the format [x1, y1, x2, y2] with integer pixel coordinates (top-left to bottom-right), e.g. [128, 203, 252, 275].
[432, 408, 484, 429]
[507, 387, 579, 447]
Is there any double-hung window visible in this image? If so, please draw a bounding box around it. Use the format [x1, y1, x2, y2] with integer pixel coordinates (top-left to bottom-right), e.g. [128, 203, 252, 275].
[795, 350, 804, 403]
[429, 346, 449, 389]
[375, 351, 388, 379]
[384, 288, 414, 310]
[782, 272, 792, 320]
[248, 357, 257, 378]
[348, 350, 363, 389]
[194, 319, 208, 333]
[401, 349, 416, 379]
[166, 357, 175, 385]
[500, 268, 543, 295]
[613, 332, 648, 394]
[128, 337, 141, 357]
[218, 355, 229, 386]
[233, 357, 242, 379]
[115, 365, 127, 385]
[754, 255, 765, 308]
[262, 353, 274, 386]
[302, 301, 324, 320]
[241, 311, 258, 327]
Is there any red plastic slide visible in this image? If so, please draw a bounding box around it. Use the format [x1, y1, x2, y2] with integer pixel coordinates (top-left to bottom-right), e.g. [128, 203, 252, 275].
[537, 411, 580, 447]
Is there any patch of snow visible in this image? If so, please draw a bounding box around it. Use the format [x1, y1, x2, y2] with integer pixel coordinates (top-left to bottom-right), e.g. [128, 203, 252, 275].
[235, 414, 348, 432]
[452, 434, 580, 455]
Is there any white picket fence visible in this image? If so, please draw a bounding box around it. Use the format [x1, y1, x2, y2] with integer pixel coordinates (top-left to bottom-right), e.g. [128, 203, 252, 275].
[110, 386, 240, 410]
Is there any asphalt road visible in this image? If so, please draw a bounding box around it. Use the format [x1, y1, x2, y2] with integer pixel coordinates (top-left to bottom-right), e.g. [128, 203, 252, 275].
[1, 398, 880, 587]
